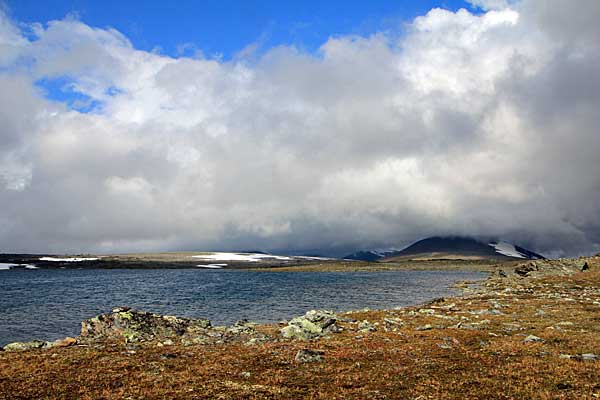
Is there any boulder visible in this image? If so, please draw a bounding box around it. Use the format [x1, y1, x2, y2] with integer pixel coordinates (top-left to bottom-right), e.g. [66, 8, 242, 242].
[80, 308, 211, 344]
[280, 310, 339, 340]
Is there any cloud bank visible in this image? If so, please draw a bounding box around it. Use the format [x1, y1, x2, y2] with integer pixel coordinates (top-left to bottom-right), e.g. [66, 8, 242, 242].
[0, 0, 599, 257]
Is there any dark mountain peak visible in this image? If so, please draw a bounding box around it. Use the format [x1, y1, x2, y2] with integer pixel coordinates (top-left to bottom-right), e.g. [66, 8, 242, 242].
[344, 236, 545, 262]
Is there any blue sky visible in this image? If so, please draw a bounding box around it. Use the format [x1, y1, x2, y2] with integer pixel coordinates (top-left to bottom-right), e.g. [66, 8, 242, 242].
[6, 0, 473, 59]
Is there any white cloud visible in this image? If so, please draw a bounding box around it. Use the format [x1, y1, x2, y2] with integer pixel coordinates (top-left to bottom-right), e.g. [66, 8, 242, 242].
[0, 1, 599, 257]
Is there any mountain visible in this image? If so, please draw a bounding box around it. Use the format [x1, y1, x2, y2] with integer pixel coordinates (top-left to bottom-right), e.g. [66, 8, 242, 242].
[342, 250, 393, 262]
[344, 236, 545, 262]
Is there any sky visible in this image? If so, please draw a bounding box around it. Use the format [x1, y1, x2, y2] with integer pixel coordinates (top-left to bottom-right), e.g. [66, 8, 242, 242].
[0, 0, 599, 257]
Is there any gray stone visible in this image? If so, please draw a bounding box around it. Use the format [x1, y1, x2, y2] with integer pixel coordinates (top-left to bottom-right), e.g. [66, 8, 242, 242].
[3, 340, 46, 352]
[80, 308, 211, 344]
[416, 324, 433, 331]
[358, 320, 376, 333]
[295, 349, 324, 363]
[280, 310, 339, 340]
[383, 317, 404, 332]
[524, 335, 543, 343]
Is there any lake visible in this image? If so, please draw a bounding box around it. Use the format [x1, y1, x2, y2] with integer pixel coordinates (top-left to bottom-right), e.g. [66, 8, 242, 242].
[0, 268, 485, 346]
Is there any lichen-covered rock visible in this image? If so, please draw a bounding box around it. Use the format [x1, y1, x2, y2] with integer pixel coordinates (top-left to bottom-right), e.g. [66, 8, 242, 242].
[280, 310, 339, 340]
[524, 334, 543, 343]
[383, 317, 404, 332]
[3, 340, 46, 352]
[80, 308, 211, 344]
[226, 319, 257, 335]
[358, 320, 376, 333]
[295, 349, 324, 363]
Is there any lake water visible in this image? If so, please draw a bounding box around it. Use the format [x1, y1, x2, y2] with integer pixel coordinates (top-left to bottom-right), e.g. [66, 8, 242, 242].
[0, 268, 485, 346]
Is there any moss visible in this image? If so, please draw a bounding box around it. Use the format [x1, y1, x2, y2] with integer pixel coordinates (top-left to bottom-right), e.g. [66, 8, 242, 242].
[121, 329, 139, 343]
[117, 311, 133, 320]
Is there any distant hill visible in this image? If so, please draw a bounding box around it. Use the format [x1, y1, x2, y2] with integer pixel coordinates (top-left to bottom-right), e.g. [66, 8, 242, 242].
[344, 237, 545, 262]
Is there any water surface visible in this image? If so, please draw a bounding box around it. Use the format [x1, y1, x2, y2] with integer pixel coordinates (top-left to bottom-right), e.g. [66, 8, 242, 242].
[0, 268, 485, 345]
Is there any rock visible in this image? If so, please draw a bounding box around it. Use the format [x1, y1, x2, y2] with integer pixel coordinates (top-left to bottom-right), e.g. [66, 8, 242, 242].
[295, 349, 324, 363]
[470, 309, 503, 316]
[280, 310, 339, 340]
[556, 382, 573, 390]
[3, 340, 46, 352]
[489, 300, 508, 309]
[515, 262, 539, 277]
[227, 320, 257, 335]
[502, 323, 523, 332]
[160, 353, 177, 359]
[455, 320, 490, 330]
[45, 337, 77, 349]
[383, 317, 404, 332]
[240, 371, 251, 379]
[416, 324, 433, 331]
[425, 297, 446, 306]
[556, 321, 574, 327]
[524, 335, 544, 343]
[438, 303, 458, 310]
[244, 337, 269, 346]
[358, 320, 376, 333]
[80, 308, 211, 344]
[561, 353, 599, 361]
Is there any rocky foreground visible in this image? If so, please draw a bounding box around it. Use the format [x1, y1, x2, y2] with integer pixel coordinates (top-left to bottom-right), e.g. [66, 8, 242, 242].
[1, 256, 600, 399]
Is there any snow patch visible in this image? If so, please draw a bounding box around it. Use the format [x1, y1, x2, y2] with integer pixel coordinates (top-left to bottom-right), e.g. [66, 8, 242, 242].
[489, 242, 526, 259]
[0, 263, 36, 270]
[39, 257, 99, 262]
[192, 252, 292, 262]
[196, 264, 227, 269]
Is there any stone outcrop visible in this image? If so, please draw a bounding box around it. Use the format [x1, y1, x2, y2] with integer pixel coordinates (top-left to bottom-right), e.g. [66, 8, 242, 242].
[494, 256, 600, 280]
[80, 307, 212, 344]
[280, 310, 341, 340]
[78, 307, 270, 347]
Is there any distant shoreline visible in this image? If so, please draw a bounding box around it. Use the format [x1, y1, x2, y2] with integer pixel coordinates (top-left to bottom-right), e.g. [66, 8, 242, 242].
[0, 252, 516, 272]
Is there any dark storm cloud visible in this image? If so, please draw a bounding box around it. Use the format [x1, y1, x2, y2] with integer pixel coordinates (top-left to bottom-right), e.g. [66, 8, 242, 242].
[0, 0, 599, 257]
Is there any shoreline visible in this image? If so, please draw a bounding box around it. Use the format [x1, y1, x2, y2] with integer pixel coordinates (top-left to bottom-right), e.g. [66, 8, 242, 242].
[1, 255, 599, 398]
